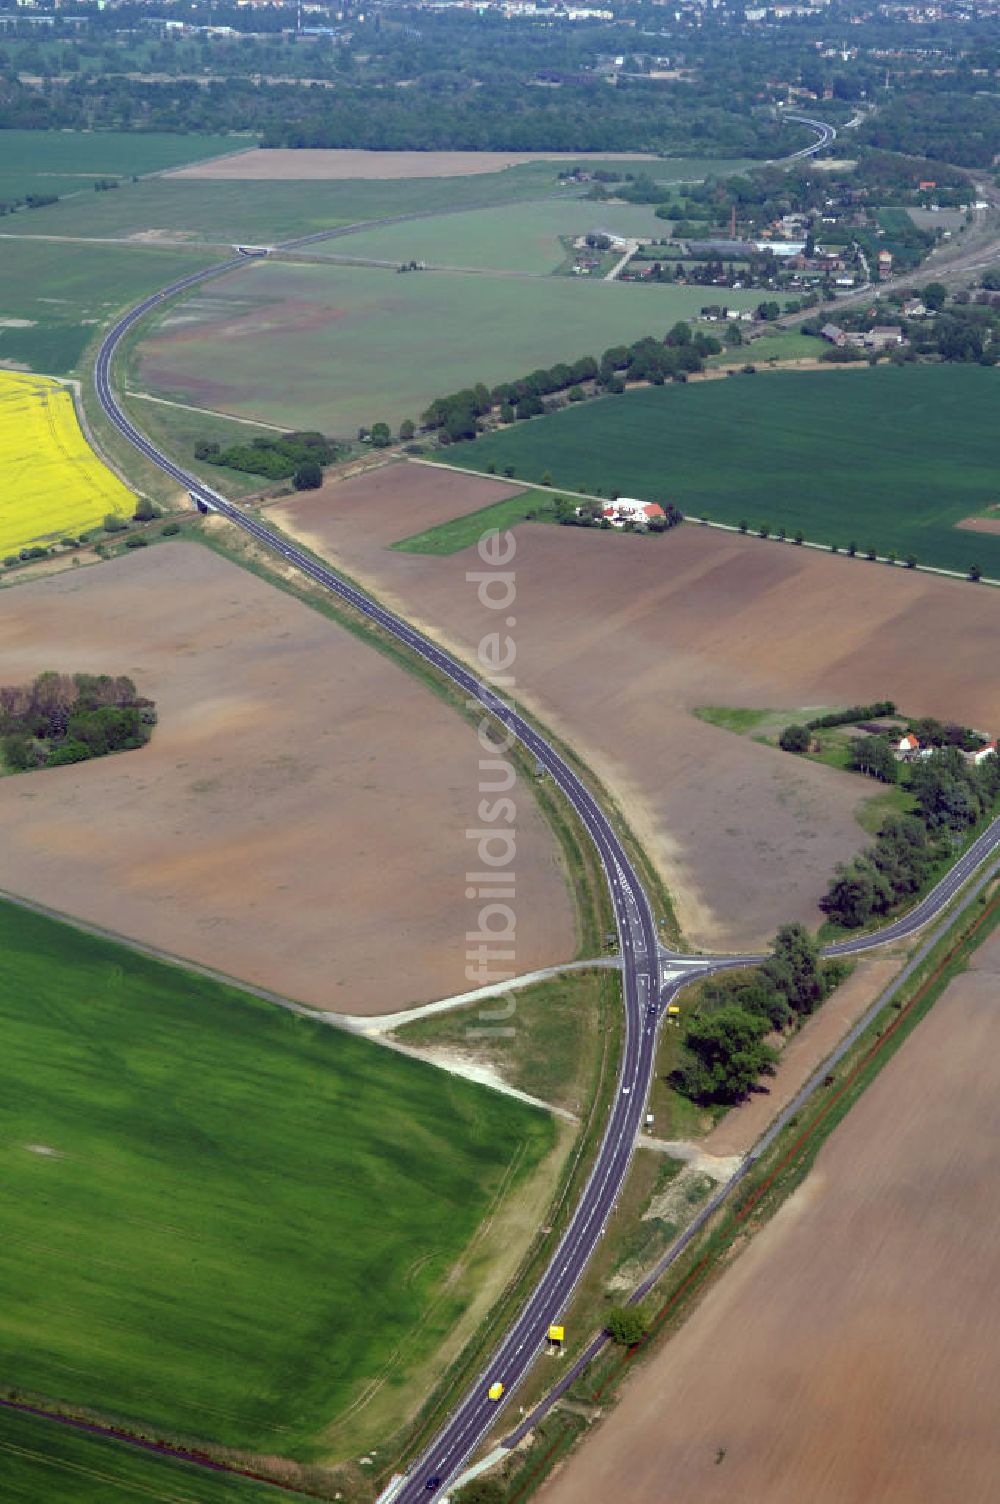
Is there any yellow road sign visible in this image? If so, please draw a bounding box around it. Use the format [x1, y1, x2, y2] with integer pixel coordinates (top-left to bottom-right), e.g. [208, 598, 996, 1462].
[548, 1325, 565, 1343]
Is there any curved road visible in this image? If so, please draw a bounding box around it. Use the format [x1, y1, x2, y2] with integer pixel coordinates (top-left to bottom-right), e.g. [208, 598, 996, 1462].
[91, 138, 1000, 1495]
[95, 270, 662, 1501]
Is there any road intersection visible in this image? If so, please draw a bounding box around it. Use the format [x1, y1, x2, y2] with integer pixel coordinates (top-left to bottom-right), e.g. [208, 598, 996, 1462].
[90, 125, 1000, 1492]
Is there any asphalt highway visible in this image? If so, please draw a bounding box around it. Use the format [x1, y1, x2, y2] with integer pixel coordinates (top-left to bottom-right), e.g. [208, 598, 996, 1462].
[95, 283, 664, 1502]
[90, 134, 1000, 1495]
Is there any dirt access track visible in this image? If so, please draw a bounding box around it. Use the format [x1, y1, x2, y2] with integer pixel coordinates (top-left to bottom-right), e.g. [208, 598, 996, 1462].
[167, 148, 660, 181]
[0, 543, 574, 1014]
[542, 920, 1000, 1504]
[272, 462, 1000, 951]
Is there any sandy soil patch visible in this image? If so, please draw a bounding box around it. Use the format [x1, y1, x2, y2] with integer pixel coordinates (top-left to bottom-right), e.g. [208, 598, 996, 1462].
[271, 464, 1000, 950]
[542, 925, 1000, 1504]
[957, 515, 1000, 535]
[0, 543, 574, 1014]
[167, 148, 660, 181]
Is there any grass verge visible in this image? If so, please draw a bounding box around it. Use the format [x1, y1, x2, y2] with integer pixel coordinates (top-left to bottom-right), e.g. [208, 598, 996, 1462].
[392, 969, 611, 1117]
[382, 969, 624, 1482]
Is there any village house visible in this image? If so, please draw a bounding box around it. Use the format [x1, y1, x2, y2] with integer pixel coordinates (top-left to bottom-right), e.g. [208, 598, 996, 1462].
[820, 322, 846, 345]
[574, 498, 666, 529]
[973, 740, 998, 766]
[865, 325, 906, 349]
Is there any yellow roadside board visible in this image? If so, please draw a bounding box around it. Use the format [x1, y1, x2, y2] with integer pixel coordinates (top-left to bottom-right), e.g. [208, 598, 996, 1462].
[666, 1004, 681, 1016]
[548, 1325, 564, 1343]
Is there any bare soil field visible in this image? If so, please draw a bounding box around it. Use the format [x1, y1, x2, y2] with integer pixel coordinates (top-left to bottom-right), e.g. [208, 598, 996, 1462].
[0, 543, 574, 1013]
[272, 463, 1000, 950]
[167, 148, 660, 181]
[957, 515, 1000, 535]
[542, 923, 1000, 1504]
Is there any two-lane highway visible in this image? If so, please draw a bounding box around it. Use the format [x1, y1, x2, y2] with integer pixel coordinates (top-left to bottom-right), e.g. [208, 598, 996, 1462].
[94, 279, 662, 1502]
[89, 146, 1000, 1496]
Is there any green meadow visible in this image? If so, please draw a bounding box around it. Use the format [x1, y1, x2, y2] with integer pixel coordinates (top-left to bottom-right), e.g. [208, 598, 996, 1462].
[0, 900, 554, 1456]
[134, 260, 770, 435]
[391, 486, 552, 554]
[0, 238, 221, 373]
[439, 364, 1000, 577]
[311, 200, 678, 276]
[0, 160, 573, 246]
[0, 130, 238, 205]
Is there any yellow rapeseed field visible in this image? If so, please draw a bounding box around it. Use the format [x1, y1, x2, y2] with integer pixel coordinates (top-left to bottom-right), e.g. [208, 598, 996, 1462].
[0, 371, 134, 557]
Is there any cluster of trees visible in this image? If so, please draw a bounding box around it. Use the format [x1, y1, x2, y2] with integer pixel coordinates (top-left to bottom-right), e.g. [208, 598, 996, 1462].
[780, 701, 899, 755]
[0, 671, 155, 772]
[420, 326, 720, 444]
[906, 716, 988, 753]
[849, 734, 899, 783]
[811, 288, 1000, 370]
[673, 925, 848, 1106]
[860, 89, 1000, 169]
[606, 1305, 649, 1347]
[195, 431, 337, 488]
[823, 749, 1000, 928]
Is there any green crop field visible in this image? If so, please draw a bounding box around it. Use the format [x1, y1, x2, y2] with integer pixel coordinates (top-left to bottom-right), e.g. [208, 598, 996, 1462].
[0, 900, 554, 1456]
[439, 364, 1000, 577]
[134, 260, 771, 435]
[0, 161, 574, 247]
[306, 199, 673, 275]
[0, 1405, 313, 1503]
[0, 238, 221, 374]
[1, 153, 751, 247]
[0, 130, 239, 206]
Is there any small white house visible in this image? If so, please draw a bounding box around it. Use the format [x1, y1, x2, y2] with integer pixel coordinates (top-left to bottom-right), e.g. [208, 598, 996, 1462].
[973, 740, 998, 765]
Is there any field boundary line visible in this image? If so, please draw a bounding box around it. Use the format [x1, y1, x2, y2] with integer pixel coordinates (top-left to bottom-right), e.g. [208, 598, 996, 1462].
[0, 886, 333, 1020]
[125, 389, 294, 432]
[410, 458, 1000, 587]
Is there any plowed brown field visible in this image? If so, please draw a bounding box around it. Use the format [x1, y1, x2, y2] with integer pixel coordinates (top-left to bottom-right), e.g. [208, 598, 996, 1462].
[0, 543, 575, 1013]
[167, 148, 660, 181]
[273, 461, 1000, 950]
[542, 922, 1000, 1504]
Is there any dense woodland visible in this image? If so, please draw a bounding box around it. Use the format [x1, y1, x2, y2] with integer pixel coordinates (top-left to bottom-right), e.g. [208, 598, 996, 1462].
[1, 2, 999, 164]
[0, 672, 156, 772]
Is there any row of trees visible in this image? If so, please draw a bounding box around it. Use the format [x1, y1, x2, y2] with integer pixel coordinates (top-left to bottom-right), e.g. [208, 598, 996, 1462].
[823, 749, 1000, 929]
[420, 326, 721, 445]
[673, 925, 849, 1106]
[0, 672, 155, 773]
